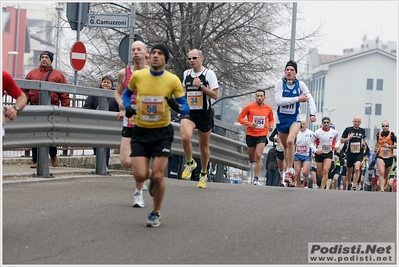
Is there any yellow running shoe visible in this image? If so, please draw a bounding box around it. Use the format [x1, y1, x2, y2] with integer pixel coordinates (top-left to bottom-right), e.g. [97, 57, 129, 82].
[181, 159, 197, 179]
[197, 173, 207, 188]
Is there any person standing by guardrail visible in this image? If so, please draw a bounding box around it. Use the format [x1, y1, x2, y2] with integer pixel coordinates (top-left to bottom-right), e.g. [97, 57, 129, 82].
[83, 75, 119, 169]
[122, 44, 189, 227]
[2, 71, 27, 138]
[180, 49, 219, 189]
[114, 41, 149, 208]
[274, 60, 317, 186]
[24, 51, 70, 168]
[237, 89, 274, 186]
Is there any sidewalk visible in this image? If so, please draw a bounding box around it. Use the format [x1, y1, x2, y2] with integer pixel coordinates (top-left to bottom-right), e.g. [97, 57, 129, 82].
[2, 155, 131, 183]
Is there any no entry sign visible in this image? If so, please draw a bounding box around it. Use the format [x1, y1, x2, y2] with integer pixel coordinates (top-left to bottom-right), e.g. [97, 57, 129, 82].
[70, 41, 87, 71]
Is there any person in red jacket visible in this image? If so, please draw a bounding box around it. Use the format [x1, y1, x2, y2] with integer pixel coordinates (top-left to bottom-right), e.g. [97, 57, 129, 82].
[2, 71, 27, 137]
[238, 89, 275, 185]
[25, 51, 70, 168]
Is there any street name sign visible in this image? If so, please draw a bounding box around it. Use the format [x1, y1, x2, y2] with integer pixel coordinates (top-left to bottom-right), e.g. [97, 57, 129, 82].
[87, 14, 129, 28]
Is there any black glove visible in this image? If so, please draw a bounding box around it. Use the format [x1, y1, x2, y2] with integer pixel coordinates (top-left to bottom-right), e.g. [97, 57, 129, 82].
[125, 106, 136, 118]
[165, 97, 182, 113]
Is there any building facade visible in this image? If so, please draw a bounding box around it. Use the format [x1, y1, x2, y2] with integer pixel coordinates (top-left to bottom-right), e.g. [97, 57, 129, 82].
[302, 44, 397, 149]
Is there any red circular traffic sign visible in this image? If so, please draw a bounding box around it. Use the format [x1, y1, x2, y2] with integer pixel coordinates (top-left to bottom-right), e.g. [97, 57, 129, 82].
[70, 41, 87, 71]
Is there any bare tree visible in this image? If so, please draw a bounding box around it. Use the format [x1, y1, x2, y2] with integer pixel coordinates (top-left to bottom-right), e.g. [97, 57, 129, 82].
[63, 2, 322, 93]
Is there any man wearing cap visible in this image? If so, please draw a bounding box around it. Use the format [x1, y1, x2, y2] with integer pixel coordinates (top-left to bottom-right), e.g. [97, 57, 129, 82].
[180, 49, 219, 189]
[274, 60, 317, 186]
[122, 43, 189, 227]
[313, 117, 340, 189]
[25, 51, 70, 168]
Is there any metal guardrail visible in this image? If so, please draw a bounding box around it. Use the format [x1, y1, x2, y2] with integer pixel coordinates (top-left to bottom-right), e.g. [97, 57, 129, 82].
[3, 80, 250, 178]
[3, 106, 250, 175]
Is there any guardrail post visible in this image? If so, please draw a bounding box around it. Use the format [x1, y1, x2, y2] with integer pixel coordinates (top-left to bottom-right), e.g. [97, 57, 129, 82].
[36, 86, 52, 177]
[37, 147, 52, 178]
[95, 147, 107, 175]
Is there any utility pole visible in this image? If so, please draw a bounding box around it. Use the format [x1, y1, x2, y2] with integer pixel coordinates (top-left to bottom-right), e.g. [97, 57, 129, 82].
[55, 4, 64, 70]
[289, 2, 297, 61]
[128, 3, 136, 66]
[73, 2, 83, 90]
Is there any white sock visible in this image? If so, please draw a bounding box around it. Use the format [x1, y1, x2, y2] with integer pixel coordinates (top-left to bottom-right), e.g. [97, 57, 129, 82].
[135, 189, 143, 195]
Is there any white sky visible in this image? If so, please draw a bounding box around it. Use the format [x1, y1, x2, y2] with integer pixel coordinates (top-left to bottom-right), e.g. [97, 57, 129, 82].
[5, 1, 398, 58]
[298, 1, 398, 55]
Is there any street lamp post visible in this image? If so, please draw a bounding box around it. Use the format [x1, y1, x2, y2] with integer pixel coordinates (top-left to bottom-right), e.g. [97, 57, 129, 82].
[322, 107, 338, 120]
[55, 5, 64, 70]
[7, 51, 19, 76]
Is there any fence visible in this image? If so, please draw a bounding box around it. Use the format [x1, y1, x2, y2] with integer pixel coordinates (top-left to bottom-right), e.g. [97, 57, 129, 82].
[3, 79, 250, 178]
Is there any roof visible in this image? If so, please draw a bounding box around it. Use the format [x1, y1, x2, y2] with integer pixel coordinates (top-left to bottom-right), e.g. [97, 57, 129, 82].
[319, 54, 343, 64]
[322, 48, 396, 66]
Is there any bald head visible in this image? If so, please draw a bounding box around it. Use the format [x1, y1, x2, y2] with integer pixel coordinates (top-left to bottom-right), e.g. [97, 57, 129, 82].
[131, 41, 148, 64]
[352, 116, 362, 129]
[300, 119, 307, 130]
[132, 40, 147, 50]
[189, 49, 203, 57]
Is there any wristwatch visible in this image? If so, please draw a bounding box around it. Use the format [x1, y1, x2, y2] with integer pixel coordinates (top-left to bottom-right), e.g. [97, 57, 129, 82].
[199, 83, 204, 89]
[12, 105, 20, 114]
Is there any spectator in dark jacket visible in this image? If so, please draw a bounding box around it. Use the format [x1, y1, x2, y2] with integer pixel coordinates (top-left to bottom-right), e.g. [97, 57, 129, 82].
[83, 75, 119, 168]
[83, 75, 119, 112]
[266, 145, 279, 186]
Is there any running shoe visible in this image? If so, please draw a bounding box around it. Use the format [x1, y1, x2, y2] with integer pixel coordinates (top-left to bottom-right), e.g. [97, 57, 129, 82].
[145, 211, 161, 227]
[148, 179, 154, 197]
[181, 159, 197, 180]
[197, 173, 207, 188]
[285, 169, 296, 187]
[347, 183, 352, 191]
[253, 177, 260, 185]
[133, 192, 145, 208]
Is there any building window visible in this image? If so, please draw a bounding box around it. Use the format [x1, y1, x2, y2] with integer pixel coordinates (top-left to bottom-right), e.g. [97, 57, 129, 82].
[376, 79, 383, 90]
[375, 104, 382, 115]
[365, 103, 372, 115]
[366, 78, 373, 90]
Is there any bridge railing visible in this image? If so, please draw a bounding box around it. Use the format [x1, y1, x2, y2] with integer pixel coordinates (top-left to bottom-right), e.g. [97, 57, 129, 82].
[3, 80, 250, 178]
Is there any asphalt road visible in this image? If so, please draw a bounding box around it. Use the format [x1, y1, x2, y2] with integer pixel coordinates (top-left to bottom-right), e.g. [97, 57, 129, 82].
[2, 176, 397, 265]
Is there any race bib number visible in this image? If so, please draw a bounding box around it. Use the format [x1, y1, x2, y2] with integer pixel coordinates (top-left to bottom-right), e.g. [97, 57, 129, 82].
[140, 96, 164, 121]
[380, 147, 391, 158]
[296, 145, 307, 153]
[350, 142, 361, 153]
[253, 116, 265, 129]
[187, 91, 203, 110]
[280, 103, 295, 114]
[321, 143, 332, 153]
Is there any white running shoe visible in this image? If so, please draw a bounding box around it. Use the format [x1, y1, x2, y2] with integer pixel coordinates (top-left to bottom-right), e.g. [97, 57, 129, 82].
[133, 193, 145, 208]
